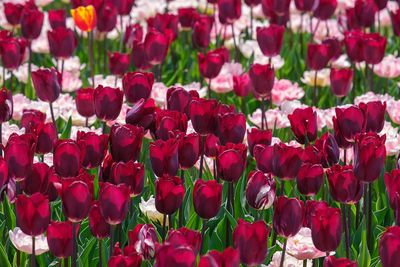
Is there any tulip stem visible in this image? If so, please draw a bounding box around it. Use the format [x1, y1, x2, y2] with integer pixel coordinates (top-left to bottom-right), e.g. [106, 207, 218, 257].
[179, 170, 185, 228]
[85, 117, 89, 128]
[119, 15, 124, 52]
[98, 239, 103, 267]
[303, 259, 307, 267]
[207, 79, 212, 99]
[199, 136, 205, 179]
[231, 23, 239, 62]
[109, 225, 116, 257]
[200, 219, 207, 254]
[49, 102, 58, 133]
[89, 31, 95, 87]
[313, 70, 318, 106]
[31, 236, 35, 267]
[279, 238, 287, 267]
[341, 204, 350, 259]
[72, 223, 77, 267]
[2, 66, 5, 87]
[343, 149, 347, 165]
[250, 8, 254, 38]
[26, 42, 32, 96]
[64, 258, 68, 267]
[60, 59, 64, 92]
[103, 35, 108, 75]
[162, 214, 167, 242]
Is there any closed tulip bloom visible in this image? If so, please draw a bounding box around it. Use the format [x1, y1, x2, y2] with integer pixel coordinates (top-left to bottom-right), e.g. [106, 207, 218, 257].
[47, 221, 77, 258]
[256, 24, 285, 57]
[199, 247, 240, 267]
[53, 139, 81, 178]
[310, 206, 342, 252]
[233, 219, 270, 266]
[217, 143, 247, 183]
[155, 110, 188, 141]
[323, 256, 358, 267]
[128, 224, 158, 259]
[4, 133, 36, 181]
[288, 107, 318, 144]
[384, 170, 400, 209]
[362, 33, 386, 65]
[62, 181, 91, 222]
[218, 0, 242, 24]
[32, 68, 62, 103]
[374, 0, 388, 10]
[0, 158, 8, 192]
[96, 1, 117, 33]
[192, 15, 214, 49]
[177, 133, 200, 169]
[304, 200, 329, 228]
[193, 179, 222, 219]
[71, 5, 97, 32]
[353, 133, 386, 183]
[272, 143, 303, 180]
[155, 176, 185, 215]
[253, 144, 274, 173]
[131, 42, 150, 70]
[249, 63, 275, 98]
[233, 73, 253, 97]
[0, 88, 13, 123]
[22, 110, 46, 134]
[110, 161, 144, 197]
[178, 8, 198, 29]
[20, 4, 44, 40]
[330, 68, 353, 97]
[322, 37, 342, 61]
[47, 28, 77, 59]
[124, 24, 143, 48]
[16, 193, 50, 236]
[391, 10, 400, 36]
[314, 133, 340, 168]
[380, 226, 400, 267]
[246, 171, 276, 210]
[147, 14, 179, 41]
[307, 43, 331, 70]
[99, 183, 130, 225]
[204, 134, 220, 158]
[150, 138, 179, 177]
[327, 164, 363, 204]
[294, 0, 319, 12]
[189, 98, 219, 135]
[94, 85, 124, 121]
[108, 52, 130, 76]
[359, 101, 386, 133]
[144, 29, 169, 65]
[155, 243, 196, 267]
[167, 227, 202, 255]
[247, 128, 272, 156]
[48, 9, 67, 29]
[0, 39, 23, 70]
[4, 3, 24, 26]
[75, 88, 95, 118]
[23, 162, 49, 195]
[269, 0, 291, 15]
[354, 0, 377, 28]
[122, 71, 154, 103]
[216, 112, 246, 145]
[344, 30, 364, 63]
[110, 123, 144, 163]
[198, 50, 225, 79]
[125, 98, 156, 130]
[296, 163, 324, 196]
[167, 87, 198, 116]
[117, 0, 135, 15]
[89, 201, 110, 239]
[109, 252, 142, 267]
[36, 122, 58, 154]
[334, 106, 366, 142]
[77, 131, 108, 169]
[313, 0, 337, 20]
[273, 196, 304, 237]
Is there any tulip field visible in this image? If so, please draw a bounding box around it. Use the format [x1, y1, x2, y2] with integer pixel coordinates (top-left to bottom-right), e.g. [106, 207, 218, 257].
[2, 0, 400, 266]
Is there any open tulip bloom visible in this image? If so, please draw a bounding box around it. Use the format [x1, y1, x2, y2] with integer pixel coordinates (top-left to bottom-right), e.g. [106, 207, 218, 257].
[1, 0, 399, 266]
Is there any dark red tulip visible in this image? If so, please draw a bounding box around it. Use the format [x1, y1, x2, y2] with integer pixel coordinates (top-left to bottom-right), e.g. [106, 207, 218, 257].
[147, 13, 179, 41]
[20, 4, 44, 40]
[36, 122, 58, 154]
[245, 0, 262, 6]
[117, 0, 135, 15]
[75, 88, 95, 118]
[217, 112, 246, 145]
[192, 15, 214, 48]
[307, 43, 331, 70]
[47, 221, 78, 258]
[94, 85, 124, 121]
[199, 247, 240, 267]
[155, 176, 185, 215]
[167, 87, 198, 116]
[198, 50, 225, 79]
[354, 0, 377, 28]
[53, 139, 81, 178]
[155, 243, 196, 267]
[125, 98, 156, 130]
[296, 163, 324, 196]
[155, 110, 188, 140]
[131, 42, 150, 70]
[322, 37, 342, 61]
[124, 24, 143, 48]
[189, 98, 219, 135]
[333, 106, 366, 142]
[96, 1, 117, 32]
[47, 28, 77, 59]
[353, 133, 386, 183]
[326, 164, 363, 204]
[288, 107, 318, 144]
[330, 68, 353, 97]
[344, 30, 364, 63]
[233, 219, 270, 266]
[4, 133, 36, 181]
[391, 9, 400, 36]
[305, 200, 329, 228]
[110, 123, 144, 163]
[314, 133, 340, 167]
[48, 9, 67, 29]
[359, 101, 386, 133]
[99, 183, 130, 225]
[272, 143, 303, 180]
[0, 88, 13, 123]
[109, 249, 142, 267]
[108, 52, 130, 76]
[62, 181, 91, 222]
[204, 134, 220, 158]
[3, 3, 24, 26]
[273, 196, 304, 237]
[346, 8, 362, 30]
[23, 162, 49, 195]
[31, 68, 62, 103]
[178, 8, 198, 28]
[0, 38, 24, 70]
[22, 109, 44, 133]
[374, 0, 388, 10]
[233, 73, 253, 97]
[167, 227, 202, 255]
[269, 0, 291, 15]
[16, 193, 50, 236]
[217, 143, 247, 183]
[122, 71, 154, 103]
[89, 201, 110, 239]
[144, 29, 169, 65]
[261, 1, 290, 26]
[110, 161, 144, 197]
[246, 170, 276, 210]
[324, 256, 358, 267]
[294, 0, 319, 12]
[362, 33, 387, 65]
[249, 63, 275, 98]
[177, 133, 200, 169]
[310, 205, 342, 252]
[150, 138, 179, 177]
[380, 226, 400, 267]
[256, 24, 285, 57]
[218, 0, 242, 24]
[128, 224, 158, 259]
[77, 131, 108, 169]
[193, 179, 222, 219]
[247, 128, 272, 156]
[0, 157, 8, 192]
[313, 0, 337, 20]
[384, 170, 400, 209]
[253, 144, 274, 173]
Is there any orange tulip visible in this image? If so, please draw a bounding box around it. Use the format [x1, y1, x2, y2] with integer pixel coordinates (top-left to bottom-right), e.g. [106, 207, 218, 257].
[71, 5, 96, 32]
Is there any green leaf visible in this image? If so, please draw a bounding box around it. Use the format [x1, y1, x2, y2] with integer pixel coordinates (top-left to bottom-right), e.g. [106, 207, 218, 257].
[60, 116, 72, 139]
[0, 242, 10, 267]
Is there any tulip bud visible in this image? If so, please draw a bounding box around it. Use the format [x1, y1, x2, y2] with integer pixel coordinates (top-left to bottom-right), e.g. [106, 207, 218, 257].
[62, 181, 91, 222]
[131, 42, 151, 70]
[249, 63, 275, 98]
[246, 171, 276, 210]
[16, 193, 50, 236]
[359, 101, 386, 133]
[4, 3, 24, 26]
[150, 138, 179, 177]
[288, 107, 318, 144]
[330, 68, 353, 97]
[0, 88, 13, 123]
[122, 71, 154, 104]
[23, 162, 49, 196]
[48, 9, 67, 29]
[256, 24, 285, 58]
[144, 29, 169, 65]
[344, 30, 364, 63]
[193, 179, 222, 219]
[20, 4, 44, 40]
[307, 43, 331, 71]
[110, 161, 144, 197]
[218, 0, 242, 24]
[189, 98, 219, 136]
[354, 0, 377, 28]
[110, 123, 144, 163]
[99, 183, 130, 225]
[323, 256, 358, 267]
[310, 206, 342, 252]
[89, 201, 110, 239]
[47, 28, 77, 60]
[192, 15, 214, 49]
[233, 73, 253, 97]
[53, 139, 81, 178]
[77, 131, 108, 169]
[94, 85, 124, 121]
[108, 52, 130, 76]
[273, 196, 304, 237]
[32, 68, 62, 103]
[47, 221, 78, 258]
[297, 163, 324, 197]
[217, 143, 247, 183]
[155, 176, 185, 215]
[0, 38, 24, 70]
[178, 8, 198, 29]
[198, 50, 225, 79]
[75, 88, 95, 118]
[96, 1, 117, 33]
[71, 5, 97, 32]
[362, 33, 387, 65]
[177, 133, 200, 170]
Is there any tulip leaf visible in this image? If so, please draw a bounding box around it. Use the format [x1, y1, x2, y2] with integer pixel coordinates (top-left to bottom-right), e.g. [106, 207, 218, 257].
[60, 116, 72, 139]
[3, 196, 15, 231]
[0, 242, 10, 267]
[358, 224, 371, 267]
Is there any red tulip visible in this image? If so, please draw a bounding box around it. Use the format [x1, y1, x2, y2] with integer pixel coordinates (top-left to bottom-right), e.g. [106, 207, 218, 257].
[124, 24, 143, 48]
[53, 139, 81, 178]
[167, 227, 202, 255]
[313, 0, 337, 20]
[305, 200, 329, 228]
[233, 73, 253, 97]
[379, 226, 400, 267]
[247, 128, 272, 156]
[198, 50, 225, 79]
[217, 143, 247, 183]
[20, 4, 44, 40]
[109, 248, 142, 267]
[273, 196, 304, 237]
[62, 181, 91, 222]
[110, 123, 144, 163]
[362, 33, 387, 65]
[218, 0, 242, 24]
[374, 0, 388, 10]
[36, 122, 58, 154]
[327, 164, 363, 204]
[344, 30, 364, 63]
[192, 15, 214, 49]
[31, 68, 62, 103]
[359, 101, 386, 133]
[233, 219, 270, 266]
[217, 112, 246, 145]
[354, 0, 377, 28]
[294, 0, 319, 12]
[0, 157, 8, 192]
[323, 256, 358, 267]
[108, 52, 130, 76]
[96, 1, 117, 32]
[128, 224, 158, 259]
[48, 9, 67, 29]
[47, 28, 77, 59]
[272, 143, 303, 180]
[307, 43, 331, 70]
[256, 24, 285, 57]
[77, 131, 108, 169]
[296, 163, 324, 196]
[330, 68, 353, 97]
[147, 13, 179, 41]
[144, 29, 169, 65]
[22, 109, 45, 134]
[193, 179, 222, 219]
[0, 88, 13, 123]
[117, 0, 135, 15]
[155, 243, 196, 267]
[333, 106, 366, 142]
[155, 176, 185, 216]
[246, 170, 276, 210]
[253, 144, 274, 173]
[16, 193, 50, 236]
[125, 98, 156, 130]
[199, 247, 240, 267]
[314, 133, 340, 167]
[178, 8, 198, 29]
[384, 170, 400, 209]
[0, 38, 25, 70]
[391, 9, 400, 36]
[99, 183, 130, 225]
[89, 201, 110, 239]
[150, 138, 179, 177]
[111, 161, 144, 197]
[122, 71, 154, 103]
[3, 3, 24, 26]
[189, 98, 219, 135]
[249, 63, 275, 98]
[23, 162, 49, 195]
[75, 88, 95, 118]
[94, 85, 124, 121]
[288, 107, 318, 144]
[167, 87, 198, 116]
[177, 133, 200, 169]
[155, 110, 188, 140]
[131, 42, 150, 70]
[47, 221, 78, 258]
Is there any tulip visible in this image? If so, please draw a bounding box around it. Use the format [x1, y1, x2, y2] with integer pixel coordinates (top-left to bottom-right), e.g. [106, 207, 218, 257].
[199, 247, 240, 267]
[110, 123, 144, 163]
[198, 50, 225, 97]
[36, 123, 58, 155]
[77, 131, 108, 169]
[53, 139, 80, 178]
[122, 71, 154, 103]
[310, 206, 342, 252]
[89, 201, 110, 239]
[374, 0, 388, 10]
[384, 170, 400, 209]
[246, 171, 276, 210]
[314, 133, 340, 167]
[0, 157, 8, 192]
[128, 224, 158, 259]
[327, 165, 363, 204]
[233, 73, 253, 97]
[131, 42, 150, 70]
[288, 107, 318, 144]
[48, 9, 67, 29]
[47, 221, 78, 258]
[178, 8, 198, 29]
[93, 85, 124, 121]
[117, 0, 135, 15]
[313, 0, 337, 21]
[359, 101, 386, 133]
[249, 63, 275, 98]
[71, 5, 97, 32]
[20, 4, 44, 40]
[273, 196, 304, 237]
[0, 38, 24, 70]
[31, 68, 62, 103]
[333, 106, 366, 142]
[256, 24, 285, 58]
[0, 88, 13, 124]
[110, 161, 144, 196]
[144, 29, 169, 65]
[294, 0, 319, 12]
[189, 98, 219, 136]
[272, 143, 303, 180]
[253, 144, 274, 173]
[344, 30, 364, 63]
[354, 0, 377, 28]
[96, 1, 117, 33]
[324, 256, 358, 267]
[75, 88, 95, 123]
[193, 179, 222, 219]
[22, 109, 45, 134]
[108, 248, 142, 267]
[307, 43, 331, 71]
[125, 98, 156, 130]
[23, 163, 49, 196]
[296, 163, 324, 196]
[233, 219, 270, 266]
[177, 133, 200, 170]
[108, 52, 130, 77]
[330, 68, 353, 98]
[216, 112, 246, 145]
[217, 143, 247, 183]
[62, 181, 91, 222]
[247, 128, 272, 156]
[147, 14, 179, 41]
[16, 193, 50, 236]
[99, 183, 130, 225]
[218, 0, 242, 24]
[155, 176, 185, 215]
[353, 133, 386, 183]
[155, 243, 196, 267]
[154, 110, 188, 141]
[192, 15, 214, 48]
[47, 28, 77, 60]
[204, 134, 220, 159]
[167, 87, 198, 117]
[379, 226, 400, 267]
[124, 24, 143, 48]
[167, 227, 202, 255]
[3, 3, 24, 26]
[391, 9, 400, 37]
[362, 33, 387, 65]
[150, 138, 179, 177]
[304, 200, 329, 228]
